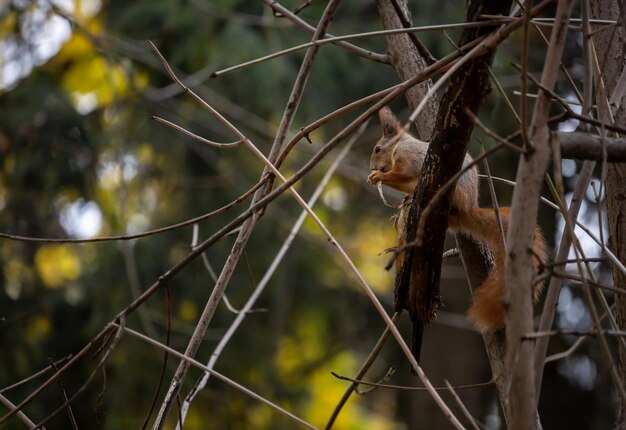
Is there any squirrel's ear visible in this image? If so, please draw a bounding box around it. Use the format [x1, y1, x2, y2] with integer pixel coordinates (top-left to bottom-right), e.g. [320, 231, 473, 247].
[379, 107, 399, 138]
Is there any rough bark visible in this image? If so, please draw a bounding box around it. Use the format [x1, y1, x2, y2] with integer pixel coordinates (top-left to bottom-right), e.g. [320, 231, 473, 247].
[590, 1, 626, 428]
[396, 0, 513, 361]
[376, 0, 438, 141]
[376, 0, 440, 362]
[456, 235, 510, 421]
[610, 159, 626, 427]
[377, 2, 494, 426]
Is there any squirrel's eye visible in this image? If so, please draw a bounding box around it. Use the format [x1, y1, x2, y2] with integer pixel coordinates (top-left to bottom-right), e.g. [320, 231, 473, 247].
[374, 145, 382, 153]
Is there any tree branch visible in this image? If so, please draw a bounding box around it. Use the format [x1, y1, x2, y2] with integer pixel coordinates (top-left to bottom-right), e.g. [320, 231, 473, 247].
[556, 130, 626, 161]
[397, 0, 514, 362]
[505, 2, 574, 429]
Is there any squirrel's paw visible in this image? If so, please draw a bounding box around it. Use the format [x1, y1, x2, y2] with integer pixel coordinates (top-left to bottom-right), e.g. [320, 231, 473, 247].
[367, 171, 382, 185]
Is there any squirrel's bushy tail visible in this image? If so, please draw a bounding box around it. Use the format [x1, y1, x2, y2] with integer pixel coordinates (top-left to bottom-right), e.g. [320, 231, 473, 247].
[453, 207, 547, 331]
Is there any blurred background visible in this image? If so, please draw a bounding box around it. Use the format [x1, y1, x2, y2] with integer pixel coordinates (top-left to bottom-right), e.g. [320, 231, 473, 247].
[0, 1, 615, 428]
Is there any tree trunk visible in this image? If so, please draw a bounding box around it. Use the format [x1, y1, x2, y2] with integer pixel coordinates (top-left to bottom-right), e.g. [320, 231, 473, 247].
[377, 0, 515, 425]
[376, 0, 438, 141]
[590, 1, 626, 428]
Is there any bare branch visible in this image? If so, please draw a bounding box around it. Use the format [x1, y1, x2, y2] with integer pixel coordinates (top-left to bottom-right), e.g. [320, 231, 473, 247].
[176, 120, 366, 430]
[0, 182, 262, 244]
[330, 372, 494, 392]
[533, 161, 594, 394]
[49, 359, 78, 430]
[31, 321, 125, 429]
[0, 325, 117, 426]
[151, 116, 243, 148]
[117, 324, 317, 430]
[505, 3, 574, 428]
[0, 394, 40, 429]
[266, 0, 388, 64]
[445, 380, 483, 430]
[150, 7, 347, 417]
[0, 356, 71, 395]
[324, 312, 401, 429]
[556, 131, 626, 161]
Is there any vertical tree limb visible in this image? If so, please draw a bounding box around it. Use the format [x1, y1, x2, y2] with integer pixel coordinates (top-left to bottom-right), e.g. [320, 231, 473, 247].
[504, 2, 574, 429]
[375, 0, 440, 364]
[376, 0, 438, 140]
[533, 0, 596, 396]
[398, 0, 513, 361]
[456, 235, 510, 423]
[590, 1, 626, 428]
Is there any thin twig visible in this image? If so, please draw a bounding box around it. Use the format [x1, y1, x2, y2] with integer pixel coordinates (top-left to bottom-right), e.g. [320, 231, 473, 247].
[331, 372, 494, 392]
[175, 119, 366, 430]
[0, 394, 40, 429]
[487, 66, 521, 123]
[545, 305, 614, 363]
[466, 109, 524, 153]
[194, 227, 254, 315]
[266, 0, 388, 64]
[32, 321, 125, 430]
[0, 355, 71, 394]
[324, 312, 401, 429]
[152, 2, 351, 427]
[0, 181, 263, 244]
[526, 329, 626, 339]
[445, 380, 482, 430]
[519, 0, 531, 151]
[49, 360, 78, 430]
[486, 175, 625, 276]
[552, 269, 626, 296]
[151, 116, 243, 148]
[354, 367, 396, 395]
[551, 257, 606, 266]
[405, 0, 554, 127]
[116, 324, 317, 430]
[0, 325, 116, 426]
[121, 240, 158, 340]
[480, 141, 507, 256]
[141, 285, 172, 430]
[480, 15, 617, 27]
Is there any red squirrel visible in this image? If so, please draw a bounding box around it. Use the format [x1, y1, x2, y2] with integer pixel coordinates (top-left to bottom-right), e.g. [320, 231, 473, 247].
[367, 107, 547, 332]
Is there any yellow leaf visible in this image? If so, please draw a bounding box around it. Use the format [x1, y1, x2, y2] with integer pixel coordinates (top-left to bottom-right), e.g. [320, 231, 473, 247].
[63, 55, 129, 107]
[35, 244, 82, 288]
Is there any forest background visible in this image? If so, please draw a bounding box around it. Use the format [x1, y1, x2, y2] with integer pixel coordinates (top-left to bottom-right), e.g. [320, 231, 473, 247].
[0, 0, 619, 429]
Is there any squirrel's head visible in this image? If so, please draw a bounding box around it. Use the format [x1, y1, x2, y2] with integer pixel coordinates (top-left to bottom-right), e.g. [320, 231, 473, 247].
[369, 107, 401, 172]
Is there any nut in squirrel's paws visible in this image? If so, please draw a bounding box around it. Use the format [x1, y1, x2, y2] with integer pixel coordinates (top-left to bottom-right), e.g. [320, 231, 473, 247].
[368, 171, 382, 185]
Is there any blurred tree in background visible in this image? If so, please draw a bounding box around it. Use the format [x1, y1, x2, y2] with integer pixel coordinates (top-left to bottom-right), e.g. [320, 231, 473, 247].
[0, 1, 622, 429]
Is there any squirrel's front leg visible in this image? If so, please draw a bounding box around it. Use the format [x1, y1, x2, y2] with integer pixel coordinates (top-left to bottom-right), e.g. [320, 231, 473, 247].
[367, 170, 385, 185]
[368, 162, 417, 195]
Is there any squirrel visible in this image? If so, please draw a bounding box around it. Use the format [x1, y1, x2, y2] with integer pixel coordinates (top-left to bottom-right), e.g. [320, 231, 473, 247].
[367, 107, 547, 332]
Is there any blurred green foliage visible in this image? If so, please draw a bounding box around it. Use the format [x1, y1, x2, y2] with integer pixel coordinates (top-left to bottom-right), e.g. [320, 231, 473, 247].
[0, 1, 616, 429]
